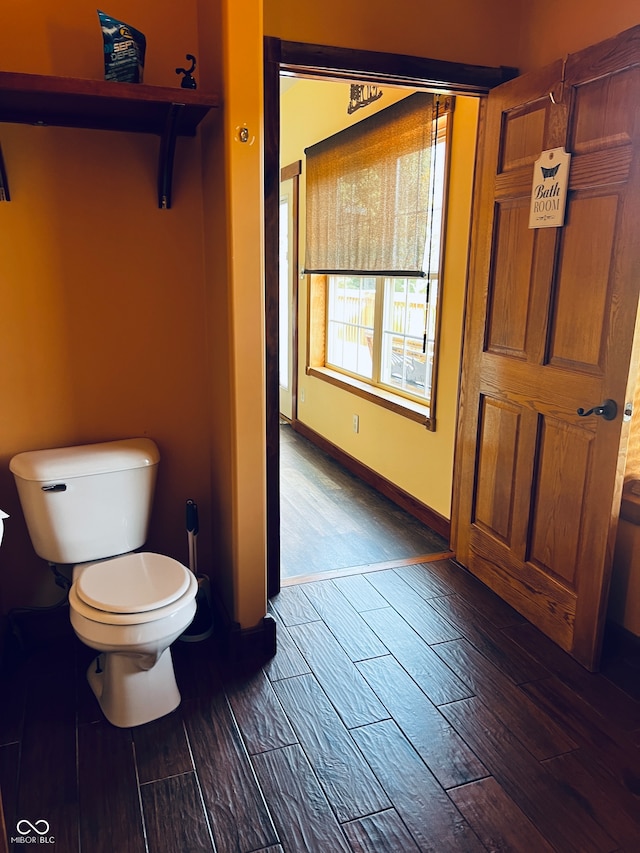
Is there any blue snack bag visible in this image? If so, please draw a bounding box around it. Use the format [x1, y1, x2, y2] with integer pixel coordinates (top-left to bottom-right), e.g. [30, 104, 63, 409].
[98, 10, 146, 83]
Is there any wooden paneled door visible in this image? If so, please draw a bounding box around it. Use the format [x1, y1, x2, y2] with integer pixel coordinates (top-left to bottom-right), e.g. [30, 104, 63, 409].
[453, 26, 640, 670]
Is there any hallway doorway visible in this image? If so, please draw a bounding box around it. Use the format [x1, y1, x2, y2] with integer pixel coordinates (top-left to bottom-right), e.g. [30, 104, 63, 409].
[264, 38, 516, 598]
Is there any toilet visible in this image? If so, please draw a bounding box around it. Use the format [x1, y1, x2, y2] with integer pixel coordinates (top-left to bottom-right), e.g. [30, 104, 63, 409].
[9, 438, 197, 728]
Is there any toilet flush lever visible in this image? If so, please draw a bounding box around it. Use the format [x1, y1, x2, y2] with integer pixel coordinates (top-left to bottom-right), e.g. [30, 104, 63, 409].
[41, 483, 67, 492]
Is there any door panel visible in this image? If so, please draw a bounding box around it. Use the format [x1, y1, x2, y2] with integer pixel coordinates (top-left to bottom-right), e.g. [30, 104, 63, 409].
[453, 28, 640, 669]
[486, 202, 534, 357]
[500, 100, 548, 172]
[529, 417, 592, 585]
[549, 192, 619, 371]
[571, 67, 638, 154]
[474, 396, 522, 545]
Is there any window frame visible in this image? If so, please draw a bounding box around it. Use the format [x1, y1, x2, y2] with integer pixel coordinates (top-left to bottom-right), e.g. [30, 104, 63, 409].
[306, 102, 453, 431]
[324, 272, 440, 405]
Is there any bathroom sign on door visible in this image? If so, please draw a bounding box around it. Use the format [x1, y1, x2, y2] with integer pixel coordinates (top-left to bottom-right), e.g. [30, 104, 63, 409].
[529, 147, 571, 228]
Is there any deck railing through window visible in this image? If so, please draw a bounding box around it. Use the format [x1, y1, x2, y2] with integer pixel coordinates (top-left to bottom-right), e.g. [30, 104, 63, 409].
[326, 274, 439, 401]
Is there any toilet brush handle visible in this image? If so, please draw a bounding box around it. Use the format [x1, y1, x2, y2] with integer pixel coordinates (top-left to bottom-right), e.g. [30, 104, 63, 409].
[188, 535, 198, 575]
[186, 499, 199, 534]
[186, 499, 199, 575]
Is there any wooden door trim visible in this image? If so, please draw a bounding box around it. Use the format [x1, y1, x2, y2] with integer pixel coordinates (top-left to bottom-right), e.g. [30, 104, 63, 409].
[264, 35, 280, 598]
[276, 40, 517, 92]
[264, 38, 518, 599]
[281, 159, 301, 426]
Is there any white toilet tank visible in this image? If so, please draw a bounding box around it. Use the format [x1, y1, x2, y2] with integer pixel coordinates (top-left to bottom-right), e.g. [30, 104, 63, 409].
[10, 438, 160, 564]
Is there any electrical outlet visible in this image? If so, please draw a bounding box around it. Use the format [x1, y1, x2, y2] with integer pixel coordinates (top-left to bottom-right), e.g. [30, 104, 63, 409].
[353, 414, 359, 433]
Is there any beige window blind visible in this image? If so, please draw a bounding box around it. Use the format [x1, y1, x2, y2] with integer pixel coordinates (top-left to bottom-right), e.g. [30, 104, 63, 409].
[304, 92, 435, 277]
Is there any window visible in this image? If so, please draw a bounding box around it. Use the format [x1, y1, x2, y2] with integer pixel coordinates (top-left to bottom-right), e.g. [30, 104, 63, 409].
[308, 104, 450, 424]
[305, 93, 436, 277]
[325, 274, 438, 403]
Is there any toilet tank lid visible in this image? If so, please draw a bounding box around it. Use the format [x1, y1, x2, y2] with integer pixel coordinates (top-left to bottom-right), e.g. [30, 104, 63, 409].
[9, 438, 160, 482]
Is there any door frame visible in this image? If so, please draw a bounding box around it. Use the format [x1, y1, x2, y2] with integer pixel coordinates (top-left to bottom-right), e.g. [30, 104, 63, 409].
[263, 37, 517, 597]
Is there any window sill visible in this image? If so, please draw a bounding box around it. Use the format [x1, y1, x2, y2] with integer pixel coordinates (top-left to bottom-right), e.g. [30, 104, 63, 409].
[307, 366, 434, 430]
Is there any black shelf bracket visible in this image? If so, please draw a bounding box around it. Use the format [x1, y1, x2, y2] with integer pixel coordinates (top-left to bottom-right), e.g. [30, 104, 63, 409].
[157, 102, 184, 210]
[0, 143, 10, 201]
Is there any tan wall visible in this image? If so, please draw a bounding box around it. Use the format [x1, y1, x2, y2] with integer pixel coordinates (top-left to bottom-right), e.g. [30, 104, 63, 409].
[1, 0, 267, 630]
[0, 1, 216, 612]
[517, 0, 640, 71]
[3, 0, 638, 637]
[0, 1, 198, 85]
[267, 0, 640, 74]
[265, 0, 523, 69]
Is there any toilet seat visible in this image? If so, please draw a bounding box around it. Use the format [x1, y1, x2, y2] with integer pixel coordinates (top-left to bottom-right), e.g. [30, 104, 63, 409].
[69, 552, 197, 626]
[76, 552, 191, 613]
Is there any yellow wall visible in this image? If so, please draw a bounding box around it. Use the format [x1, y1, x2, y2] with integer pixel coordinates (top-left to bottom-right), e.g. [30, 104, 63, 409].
[282, 80, 478, 519]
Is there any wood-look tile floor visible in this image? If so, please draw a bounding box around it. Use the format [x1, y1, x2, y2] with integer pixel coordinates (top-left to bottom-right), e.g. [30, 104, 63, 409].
[279, 425, 449, 579]
[1, 558, 639, 852]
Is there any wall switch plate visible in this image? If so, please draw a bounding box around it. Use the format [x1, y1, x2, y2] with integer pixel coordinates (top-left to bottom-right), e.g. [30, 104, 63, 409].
[353, 414, 359, 433]
[300, 388, 305, 403]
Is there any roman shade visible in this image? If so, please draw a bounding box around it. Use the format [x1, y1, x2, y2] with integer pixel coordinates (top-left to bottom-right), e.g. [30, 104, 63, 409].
[304, 92, 435, 277]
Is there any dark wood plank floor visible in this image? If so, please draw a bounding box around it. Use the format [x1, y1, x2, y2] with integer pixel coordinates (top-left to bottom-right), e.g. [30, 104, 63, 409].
[1, 558, 639, 852]
[279, 424, 449, 579]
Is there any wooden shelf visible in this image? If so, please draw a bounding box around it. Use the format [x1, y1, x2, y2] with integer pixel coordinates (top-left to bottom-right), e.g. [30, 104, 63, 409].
[0, 71, 220, 208]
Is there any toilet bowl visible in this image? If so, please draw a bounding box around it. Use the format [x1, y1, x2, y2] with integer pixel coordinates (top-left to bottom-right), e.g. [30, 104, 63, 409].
[69, 552, 197, 728]
[9, 438, 198, 728]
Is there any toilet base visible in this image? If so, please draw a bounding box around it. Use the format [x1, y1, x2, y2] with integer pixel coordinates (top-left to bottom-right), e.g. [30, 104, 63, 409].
[87, 646, 181, 728]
